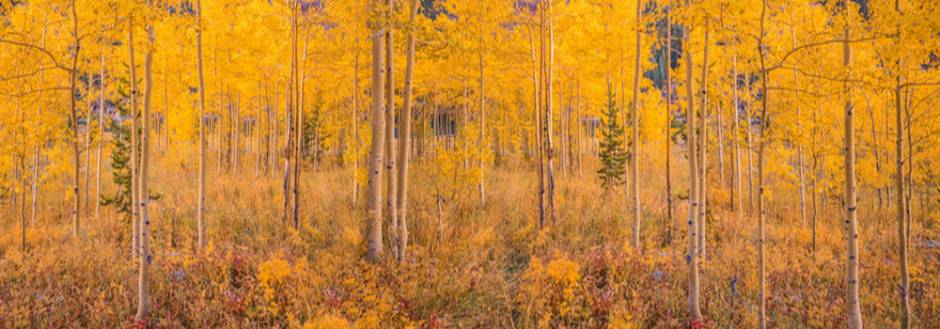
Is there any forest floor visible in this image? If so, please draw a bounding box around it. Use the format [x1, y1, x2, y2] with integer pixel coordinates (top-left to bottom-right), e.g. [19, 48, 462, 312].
[1, 156, 938, 328]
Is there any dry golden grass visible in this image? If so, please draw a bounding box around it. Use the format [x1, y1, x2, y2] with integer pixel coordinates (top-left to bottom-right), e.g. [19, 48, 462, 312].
[1, 155, 938, 328]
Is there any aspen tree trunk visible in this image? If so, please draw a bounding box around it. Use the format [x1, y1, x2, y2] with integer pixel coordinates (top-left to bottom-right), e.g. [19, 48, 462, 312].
[234, 92, 241, 175]
[272, 82, 278, 176]
[14, 100, 24, 250]
[757, 3, 770, 326]
[196, 0, 208, 251]
[352, 41, 360, 205]
[282, 79, 292, 223]
[683, 0, 702, 322]
[716, 83, 724, 191]
[630, 0, 641, 250]
[217, 79, 223, 175]
[812, 99, 820, 251]
[384, 0, 399, 253]
[135, 9, 155, 321]
[129, 15, 140, 258]
[68, 0, 82, 238]
[396, 0, 418, 262]
[789, 23, 807, 227]
[282, 3, 297, 224]
[95, 42, 105, 221]
[895, 74, 911, 329]
[367, 0, 387, 260]
[32, 21, 49, 226]
[558, 81, 566, 176]
[894, 1, 910, 325]
[842, 27, 864, 329]
[697, 23, 709, 259]
[576, 79, 582, 177]
[865, 98, 882, 211]
[84, 94, 92, 218]
[256, 84, 262, 178]
[745, 75, 754, 217]
[293, 17, 307, 229]
[731, 52, 742, 222]
[478, 40, 486, 206]
[664, 2, 674, 241]
[904, 91, 912, 242]
[528, 19, 545, 228]
[545, 0, 556, 223]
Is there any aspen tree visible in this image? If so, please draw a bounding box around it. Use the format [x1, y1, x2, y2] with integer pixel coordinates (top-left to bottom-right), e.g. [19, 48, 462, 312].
[68, 0, 82, 238]
[843, 22, 863, 329]
[283, 1, 298, 225]
[731, 50, 742, 222]
[527, 17, 546, 228]
[129, 13, 140, 258]
[135, 0, 156, 320]
[395, 0, 418, 262]
[292, 7, 307, 229]
[745, 72, 754, 216]
[384, 0, 398, 254]
[478, 7, 486, 207]
[663, 1, 674, 241]
[352, 37, 361, 205]
[95, 32, 106, 222]
[630, 0, 641, 250]
[196, 0, 208, 251]
[544, 0, 556, 223]
[235, 91, 241, 175]
[367, 0, 387, 261]
[576, 79, 582, 177]
[757, 2, 770, 327]
[31, 19, 49, 227]
[683, 0, 703, 323]
[789, 20, 807, 227]
[894, 2, 910, 327]
[698, 21, 709, 259]
[716, 50, 725, 193]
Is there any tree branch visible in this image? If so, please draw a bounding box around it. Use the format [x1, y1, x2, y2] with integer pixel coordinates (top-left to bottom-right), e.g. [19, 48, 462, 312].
[0, 38, 73, 72]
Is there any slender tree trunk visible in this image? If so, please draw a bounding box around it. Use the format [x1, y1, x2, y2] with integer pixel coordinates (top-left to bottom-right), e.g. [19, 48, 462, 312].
[731, 51, 742, 222]
[894, 69, 911, 329]
[234, 92, 241, 175]
[576, 79, 582, 177]
[697, 22, 709, 260]
[352, 40, 361, 205]
[384, 1, 399, 254]
[134, 10, 155, 322]
[716, 82, 725, 192]
[95, 39, 106, 222]
[529, 19, 545, 229]
[630, 0, 642, 250]
[196, 0, 208, 251]
[396, 0, 418, 262]
[545, 0, 556, 223]
[683, 0, 702, 322]
[843, 26, 864, 329]
[68, 0, 82, 238]
[32, 21, 49, 227]
[757, 3, 770, 327]
[367, 0, 387, 260]
[292, 14, 307, 229]
[745, 75, 755, 217]
[129, 15, 140, 258]
[478, 29, 486, 207]
[664, 2, 674, 243]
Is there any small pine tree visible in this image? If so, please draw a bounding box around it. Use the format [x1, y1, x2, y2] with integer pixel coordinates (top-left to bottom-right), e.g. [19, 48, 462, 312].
[101, 82, 133, 218]
[597, 81, 627, 193]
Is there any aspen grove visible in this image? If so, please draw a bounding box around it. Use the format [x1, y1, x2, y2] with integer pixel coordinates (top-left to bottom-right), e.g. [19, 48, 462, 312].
[2, 0, 940, 328]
